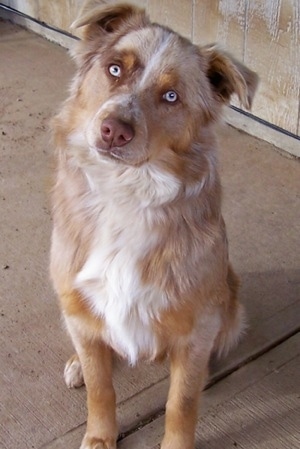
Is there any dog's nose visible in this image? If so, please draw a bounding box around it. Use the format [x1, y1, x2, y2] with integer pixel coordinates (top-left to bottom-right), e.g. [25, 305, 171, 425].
[101, 118, 134, 148]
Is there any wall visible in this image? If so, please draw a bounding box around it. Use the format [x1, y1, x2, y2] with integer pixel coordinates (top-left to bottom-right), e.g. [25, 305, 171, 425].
[1, 0, 299, 148]
[192, 0, 300, 138]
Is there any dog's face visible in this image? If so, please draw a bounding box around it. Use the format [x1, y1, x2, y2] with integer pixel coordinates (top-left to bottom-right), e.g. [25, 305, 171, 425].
[75, 31, 213, 167]
[64, 3, 258, 169]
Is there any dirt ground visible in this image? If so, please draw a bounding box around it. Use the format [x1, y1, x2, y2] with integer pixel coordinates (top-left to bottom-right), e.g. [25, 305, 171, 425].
[0, 20, 299, 449]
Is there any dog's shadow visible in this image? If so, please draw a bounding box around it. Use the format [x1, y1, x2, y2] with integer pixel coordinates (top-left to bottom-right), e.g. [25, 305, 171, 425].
[196, 403, 298, 449]
[210, 268, 299, 375]
[203, 268, 299, 448]
[196, 351, 299, 449]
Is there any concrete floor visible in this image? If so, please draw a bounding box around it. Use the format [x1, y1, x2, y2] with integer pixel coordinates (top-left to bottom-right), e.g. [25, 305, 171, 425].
[0, 21, 299, 449]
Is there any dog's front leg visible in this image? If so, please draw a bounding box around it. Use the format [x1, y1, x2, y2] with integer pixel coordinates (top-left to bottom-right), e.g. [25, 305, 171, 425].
[161, 316, 220, 449]
[65, 317, 117, 449]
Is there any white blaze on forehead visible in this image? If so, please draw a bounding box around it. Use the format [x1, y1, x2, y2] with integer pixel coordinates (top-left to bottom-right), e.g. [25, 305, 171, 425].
[115, 26, 178, 87]
[115, 26, 172, 60]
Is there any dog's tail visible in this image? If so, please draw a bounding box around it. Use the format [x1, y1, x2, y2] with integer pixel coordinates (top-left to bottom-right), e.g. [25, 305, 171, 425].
[213, 266, 247, 358]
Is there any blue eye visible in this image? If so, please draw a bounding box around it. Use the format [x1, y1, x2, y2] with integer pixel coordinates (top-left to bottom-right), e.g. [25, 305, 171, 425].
[108, 64, 122, 77]
[163, 91, 178, 103]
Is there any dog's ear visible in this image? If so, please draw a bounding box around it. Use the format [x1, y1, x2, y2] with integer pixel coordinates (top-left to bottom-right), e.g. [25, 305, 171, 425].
[71, 1, 148, 40]
[203, 45, 259, 110]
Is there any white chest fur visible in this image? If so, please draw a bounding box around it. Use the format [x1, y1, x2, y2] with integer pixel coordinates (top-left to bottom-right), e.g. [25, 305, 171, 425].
[76, 220, 168, 364]
[74, 198, 169, 365]
[70, 159, 182, 364]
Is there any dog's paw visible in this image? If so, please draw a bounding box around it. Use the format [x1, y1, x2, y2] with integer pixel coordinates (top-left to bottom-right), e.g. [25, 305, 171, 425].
[80, 435, 116, 449]
[64, 354, 84, 388]
[161, 435, 194, 449]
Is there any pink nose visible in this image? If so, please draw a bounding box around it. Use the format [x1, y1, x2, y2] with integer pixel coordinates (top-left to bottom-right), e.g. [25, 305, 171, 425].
[101, 118, 135, 148]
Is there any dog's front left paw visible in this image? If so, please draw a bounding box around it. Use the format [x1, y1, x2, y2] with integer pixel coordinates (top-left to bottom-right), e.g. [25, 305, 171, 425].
[80, 435, 117, 449]
[64, 354, 84, 388]
[161, 435, 195, 449]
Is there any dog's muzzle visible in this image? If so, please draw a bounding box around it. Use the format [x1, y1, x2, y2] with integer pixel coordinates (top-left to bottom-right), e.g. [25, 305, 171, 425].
[100, 117, 135, 150]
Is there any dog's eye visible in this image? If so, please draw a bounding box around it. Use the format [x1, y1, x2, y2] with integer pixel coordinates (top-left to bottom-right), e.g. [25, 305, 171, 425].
[162, 91, 178, 103]
[108, 64, 122, 78]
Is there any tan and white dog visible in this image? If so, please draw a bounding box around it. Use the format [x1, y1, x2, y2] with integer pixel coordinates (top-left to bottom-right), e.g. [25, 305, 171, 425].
[50, 2, 258, 448]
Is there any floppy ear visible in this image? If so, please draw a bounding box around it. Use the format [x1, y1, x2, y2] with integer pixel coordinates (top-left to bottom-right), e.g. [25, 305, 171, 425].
[71, 1, 148, 40]
[203, 45, 259, 110]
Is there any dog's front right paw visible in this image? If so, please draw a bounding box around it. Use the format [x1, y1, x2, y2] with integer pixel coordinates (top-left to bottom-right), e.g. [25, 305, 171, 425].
[80, 435, 117, 449]
[64, 354, 84, 388]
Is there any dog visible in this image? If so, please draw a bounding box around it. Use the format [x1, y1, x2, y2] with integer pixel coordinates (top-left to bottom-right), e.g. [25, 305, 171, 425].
[50, 2, 258, 448]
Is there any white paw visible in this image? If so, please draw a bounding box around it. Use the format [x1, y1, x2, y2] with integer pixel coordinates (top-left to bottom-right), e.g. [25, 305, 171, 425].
[64, 354, 84, 388]
[80, 435, 116, 449]
[80, 443, 107, 449]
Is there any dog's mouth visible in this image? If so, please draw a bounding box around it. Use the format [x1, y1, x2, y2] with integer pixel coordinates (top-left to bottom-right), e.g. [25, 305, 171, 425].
[96, 145, 149, 167]
[96, 145, 127, 161]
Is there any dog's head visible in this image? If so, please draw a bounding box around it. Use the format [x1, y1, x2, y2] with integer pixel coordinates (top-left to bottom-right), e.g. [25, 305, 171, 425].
[62, 2, 258, 170]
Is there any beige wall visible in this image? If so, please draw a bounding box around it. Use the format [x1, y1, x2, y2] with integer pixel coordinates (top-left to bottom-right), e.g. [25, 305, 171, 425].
[1, 0, 80, 31]
[192, 0, 300, 137]
[1, 0, 300, 137]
